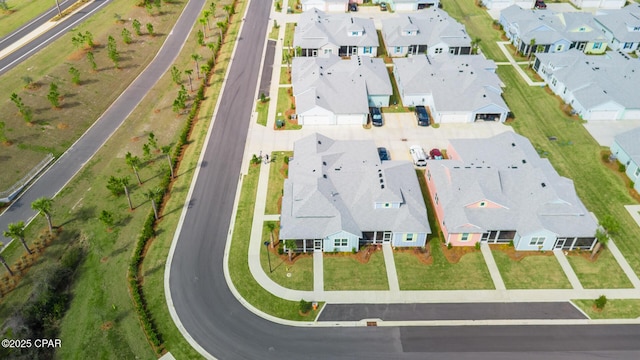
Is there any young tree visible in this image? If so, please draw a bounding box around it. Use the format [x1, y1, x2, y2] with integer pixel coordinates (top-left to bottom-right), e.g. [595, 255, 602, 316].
[197, 29, 205, 46]
[31, 197, 54, 235]
[171, 66, 182, 85]
[132, 19, 142, 35]
[146, 23, 154, 36]
[120, 176, 133, 210]
[145, 187, 163, 220]
[47, 82, 61, 108]
[161, 145, 174, 178]
[154, 0, 161, 13]
[71, 33, 85, 49]
[87, 51, 97, 72]
[0, 243, 13, 276]
[200, 64, 210, 83]
[4, 221, 31, 255]
[200, 14, 209, 37]
[207, 42, 216, 57]
[192, 53, 202, 78]
[284, 239, 296, 262]
[107, 35, 120, 68]
[184, 69, 193, 92]
[107, 175, 125, 196]
[99, 210, 115, 231]
[266, 222, 276, 248]
[0, 1, 9, 12]
[223, 4, 233, 22]
[142, 143, 152, 160]
[69, 66, 81, 85]
[471, 38, 481, 55]
[125, 152, 143, 185]
[209, 1, 217, 17]
[148, 131, 158, 150]
[10, 93, 33, 124]
[216, 21, 226, 39]
[0, 121, 8, 144]
[84, 31, 94, 48]
[121, 28, 132, 44]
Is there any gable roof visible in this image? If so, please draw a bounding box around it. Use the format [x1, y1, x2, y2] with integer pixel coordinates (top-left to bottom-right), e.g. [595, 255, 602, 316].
[280, 133, 431, 240]
[292, 55, 392, 115]
[535, 49, 640, 109]
[431, 132, 597, 237]
[294, 9, 378, 49]
[393, 54, 508, 113]
[382, 8, 471, 48]
[595, 3, 640, 43]
[613, 127, 640, 166]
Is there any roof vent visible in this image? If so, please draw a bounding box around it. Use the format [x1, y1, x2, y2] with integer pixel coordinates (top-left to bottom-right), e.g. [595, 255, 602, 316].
[381, 184, 385, 189]
[379, 173, 383, 178]
[318, 141, 322, 145]
[323, 174, 327, 179]
[541, 182, 546, 188]
[522, 159, 527, 164]
[322, 161, 326, 165]
[511, 143, 516, 147]
[379, 179, 384, 184]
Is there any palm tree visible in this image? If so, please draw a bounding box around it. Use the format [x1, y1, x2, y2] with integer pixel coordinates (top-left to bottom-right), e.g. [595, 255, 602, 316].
[4, 221, 31, 255]
[471, 37, 482, 55]
[528, 38, 536, 61]
[161, 145, 175, 178]
[284, 239, 296, 262]
[267, 222, 276, 248]
[223, 4, 233, 22]
[145, 187, 164, 220]
[192, 53, 203, 79]
[121, 176, 133, 210]
[0, 244, 13, 276]
[203, 10, 212, 30]
[199, 16, 208, 38]
[125, 152, 143, 185]
[216, 21, 226, 39]
[31, 197, 54, 235]
[184, 69, 193, 92]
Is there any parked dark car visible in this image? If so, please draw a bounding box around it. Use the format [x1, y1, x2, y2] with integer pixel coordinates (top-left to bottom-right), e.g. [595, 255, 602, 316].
[377, 147, 390, 161]
[535, 0, 546, 9]
[380, 2, 387, 11]
[369, 107, 383, 126]
[430, 148, 443, 160]
[415, 105, 430, 126]
[349, 3, 357, 11]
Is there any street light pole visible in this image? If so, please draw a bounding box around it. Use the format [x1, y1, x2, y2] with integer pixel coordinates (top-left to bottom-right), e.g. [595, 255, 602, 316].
[263, 241, 272, 273]
[54, 0, 62, 16]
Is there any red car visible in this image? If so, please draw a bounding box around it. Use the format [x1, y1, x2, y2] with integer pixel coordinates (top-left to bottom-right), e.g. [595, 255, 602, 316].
[430, 148, 443, 160]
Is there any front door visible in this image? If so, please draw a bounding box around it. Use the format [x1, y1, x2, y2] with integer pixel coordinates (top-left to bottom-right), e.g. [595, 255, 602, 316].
[555, 238, 566, 249]
[383, 232, 392, 243]
[314, 240, 322, 252]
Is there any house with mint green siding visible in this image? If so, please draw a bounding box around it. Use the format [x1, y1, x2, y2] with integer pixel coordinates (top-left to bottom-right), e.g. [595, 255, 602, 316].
[280, 133, 431, 253]
[611, 127, 640, 194]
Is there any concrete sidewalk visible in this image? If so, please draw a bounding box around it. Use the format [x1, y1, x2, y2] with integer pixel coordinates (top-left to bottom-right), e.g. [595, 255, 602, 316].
[496, 41, 546, 87]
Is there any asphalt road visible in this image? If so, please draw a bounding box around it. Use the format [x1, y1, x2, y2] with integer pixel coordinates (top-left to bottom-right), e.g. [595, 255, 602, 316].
[0, 0, 113, 75]
[0, 0, 78, 51]
[167, 1, 640, 359]
[0, 0, 207, 241]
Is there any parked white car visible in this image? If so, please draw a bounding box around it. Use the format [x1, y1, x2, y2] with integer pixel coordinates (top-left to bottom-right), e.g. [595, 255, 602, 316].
[410, 145, 427, 167]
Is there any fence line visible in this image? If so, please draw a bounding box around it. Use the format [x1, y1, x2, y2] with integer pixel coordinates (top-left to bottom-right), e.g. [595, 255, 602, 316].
[0, 154, 54, 203]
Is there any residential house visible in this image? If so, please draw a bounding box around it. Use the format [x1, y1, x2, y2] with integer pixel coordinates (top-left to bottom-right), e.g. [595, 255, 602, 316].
[500, 5, 608, 56]
[280, 133, 431, 252]
[372, 0, 441, 12]
[293, 9, 378, 57]
[393, 54, 509, 123]
[594, 3, 640, 53]
[533, 49, 640, 121]
[481, 0, 535, 11]
[611, 127, 640, 194]
[292, 55, 392, 125]
[301, 0, 349, 12]
[570, 0, 625, 10]
[425, 132, 598, 251]
[381, 8, 471, 57]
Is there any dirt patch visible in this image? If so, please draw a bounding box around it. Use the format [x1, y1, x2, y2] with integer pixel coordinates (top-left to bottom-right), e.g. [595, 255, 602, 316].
[489, 244, 553, 261]
[321, 245, 379, 264]
[566, 248, 600, 262]
[100, 321, 113, 331]
[440, 243, 479, 264]
[397, 247, 433, 265]
[600, 150, 640, 203]
[100, 257, 109, 263]
[57, 122, 69, 130]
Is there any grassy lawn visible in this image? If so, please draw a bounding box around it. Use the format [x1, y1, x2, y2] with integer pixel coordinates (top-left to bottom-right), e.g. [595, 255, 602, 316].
[275, 87, 301, 130]
[518, 64, 543, 82]
[279, 66, 291, 84]
[324, 252, 389, 291]
[255, 99, 269, 126]
[265, 151, 291, 214]
[566, 250, 632, 289]
[394, 242, 494, 290]
[287, 0, 302, 13]
[498, 65, 640, 278]
[228, 164, 323, 319]
[492, 251, 571, 289]
[0, 0, 182, 188]
[284, 22, 295, 47]
[573, 299, 640, 319]
[269, 21, 279, 40]
[261, 222, 313, 291]
[442, 0, 507, 62]
[382, 68, 406, 113]
[0, 0, 51, 38]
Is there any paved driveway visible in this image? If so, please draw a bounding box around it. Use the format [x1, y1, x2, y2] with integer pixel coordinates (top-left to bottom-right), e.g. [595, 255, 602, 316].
[583, 120, 640, 147]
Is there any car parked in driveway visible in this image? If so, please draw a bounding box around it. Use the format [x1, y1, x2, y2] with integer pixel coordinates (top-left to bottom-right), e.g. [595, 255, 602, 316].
[349, 3, 357, 11]
[535, 0, 546, 9]
[430, 148, 443, 160]
[370, 107, 383, 127]
[415, 106, 430, 127]
[377, 147, 390, 161]
[410, 145, 427, 167]
[380, 2, 387, 11]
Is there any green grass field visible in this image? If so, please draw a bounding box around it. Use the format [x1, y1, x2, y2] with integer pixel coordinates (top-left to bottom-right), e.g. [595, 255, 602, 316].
[280, 66, 291, 84]
[256, 99, 269, 126]
[566, 250, 633, 289]
[492, 251, 571, 289]
[573, 299, 640, 319]
[265, 151, 291, 214]
[324, 251, 389, 291]
[261, 222, 313, 291]
[284, 22, 295, 47]
[0, 0, 52, 38]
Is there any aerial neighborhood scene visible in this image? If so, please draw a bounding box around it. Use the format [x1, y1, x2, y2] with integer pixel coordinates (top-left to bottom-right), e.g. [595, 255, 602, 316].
[2, 0, 640, 359]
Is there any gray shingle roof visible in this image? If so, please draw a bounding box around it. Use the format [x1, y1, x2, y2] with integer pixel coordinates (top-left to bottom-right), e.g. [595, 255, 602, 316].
[382, 8, 470, 48]
[535, 49, 640, 109]
[430, 132, 597, 237]
[393, 54, 508, 113]
[294, 9, 378, 50]
[292, 55, 392, 115]
[595, 3, 640, 43]
[280, 133, 431, 240]
[614, 127, 640, 166]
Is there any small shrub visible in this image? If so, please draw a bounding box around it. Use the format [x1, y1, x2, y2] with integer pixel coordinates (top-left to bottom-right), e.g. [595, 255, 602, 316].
[299, 299, 312, 313]
[618, 163, 626, 172]
[474, 242, 480, 250]
[509, 240, 514, 247]
[251, 154, 261, 165]
[595, 295, 607, 310]
[351, 247, 356, 254]
[630, 181, 635, 189]
[447, 243, 452, 249]
[278, 242, 284, 255]
[284, 156, 290, 165]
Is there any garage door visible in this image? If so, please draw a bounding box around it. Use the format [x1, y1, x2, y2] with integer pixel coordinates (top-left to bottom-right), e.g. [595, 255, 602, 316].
[336, 114, 365, 125]
[327, 3, 346, 12]
[621, 110, 640, 120]
[440, 113, 469, 124]
[300, 115, 335, 125]
[395, 3, 417, 12]
[588, 110, 618, 121]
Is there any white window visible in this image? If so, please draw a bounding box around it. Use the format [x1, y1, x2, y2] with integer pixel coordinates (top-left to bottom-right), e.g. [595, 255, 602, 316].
[351, 31, 360, 36]
[635, 167, 640, 177]
[634, 26, 640, 31]
[394, 46, 402, 53]
[384, 203, 391, 208]
[529, 237, 545, 246]
[427, 170, 431, 180]
[623, 42, 633, 49]
[555, 44, 563, 52]
[461, 233, 469, 241]
[434, 48, 443, 54]
[406, 233, 415, 242]
[434, 193, 439, 205]
[334, 238, 348, 247]
[324, 49, 332, 54]
[592, 42, 602, 49]
[363, 47, 371, 54]
[579, 27, 586, 32]
[479, 201, 486, 207]
[551, 78, 557, 86]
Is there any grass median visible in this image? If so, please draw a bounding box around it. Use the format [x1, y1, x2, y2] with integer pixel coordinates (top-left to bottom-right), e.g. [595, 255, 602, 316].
[0, 0, 52, 38]
[573, 299, 640, 319]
